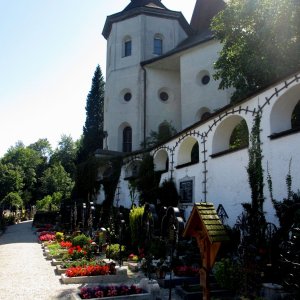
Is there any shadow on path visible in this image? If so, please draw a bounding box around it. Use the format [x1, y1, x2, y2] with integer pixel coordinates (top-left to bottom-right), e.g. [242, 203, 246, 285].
[0, 220, 37, 245]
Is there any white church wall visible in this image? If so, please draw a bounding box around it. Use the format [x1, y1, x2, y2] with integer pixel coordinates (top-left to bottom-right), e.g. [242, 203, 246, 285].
[207, 149, 250, 226]
[145, 68, 181, 135]
[180, 40, 231, 129]
[150, 74, 300, 226]
[104, 65, 144, 152]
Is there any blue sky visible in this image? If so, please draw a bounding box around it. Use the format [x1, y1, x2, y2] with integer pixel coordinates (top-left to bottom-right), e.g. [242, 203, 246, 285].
[0, 0, 194, 157]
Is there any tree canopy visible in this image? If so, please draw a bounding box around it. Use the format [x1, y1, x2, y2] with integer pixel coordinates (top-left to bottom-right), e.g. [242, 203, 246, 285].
[50, 134, 77, 179]
[39, 163, 74, 200]
[211, 0, 300, 102]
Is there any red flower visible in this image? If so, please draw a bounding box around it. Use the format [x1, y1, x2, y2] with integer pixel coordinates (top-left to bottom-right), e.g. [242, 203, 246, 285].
[60, 241, 72, 248]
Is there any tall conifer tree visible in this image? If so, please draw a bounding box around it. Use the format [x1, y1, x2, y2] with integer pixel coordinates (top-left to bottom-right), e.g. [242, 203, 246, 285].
[78, 65, 105, 162]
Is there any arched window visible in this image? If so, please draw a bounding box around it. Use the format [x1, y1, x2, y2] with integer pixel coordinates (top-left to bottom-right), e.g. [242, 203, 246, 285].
[153, 35, 163, 55]
[123, 126, 132, 152]
[123, 36, 132, 57]
[159, 122, 171, 137]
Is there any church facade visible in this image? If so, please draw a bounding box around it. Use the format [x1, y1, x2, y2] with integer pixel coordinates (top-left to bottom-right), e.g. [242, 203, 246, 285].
[99, 0, 300, 226]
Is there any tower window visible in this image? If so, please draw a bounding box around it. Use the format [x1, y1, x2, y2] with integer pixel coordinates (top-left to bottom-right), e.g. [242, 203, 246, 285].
[154, 37, 163, 55]
[123, 126, 132, 152]
[124, 40, 132, 57]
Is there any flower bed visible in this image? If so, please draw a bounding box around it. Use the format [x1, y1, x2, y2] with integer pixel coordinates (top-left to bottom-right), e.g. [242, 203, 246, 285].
[38, 231, 56, 242]
[78, 284, 144, 299]
[61, 266, 128, 284]
[66, 265, 110, 277]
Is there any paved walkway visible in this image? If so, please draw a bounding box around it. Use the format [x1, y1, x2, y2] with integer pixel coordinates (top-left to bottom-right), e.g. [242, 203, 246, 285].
[0, 221, 182, 300]
[0, 221, 80, 300]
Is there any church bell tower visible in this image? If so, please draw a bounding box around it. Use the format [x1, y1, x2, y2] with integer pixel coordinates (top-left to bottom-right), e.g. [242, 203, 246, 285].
[102, 0, 191, 153]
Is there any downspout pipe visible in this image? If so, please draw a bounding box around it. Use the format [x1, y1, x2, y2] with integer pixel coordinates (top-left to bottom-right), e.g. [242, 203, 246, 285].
[141, 64, 147, 149]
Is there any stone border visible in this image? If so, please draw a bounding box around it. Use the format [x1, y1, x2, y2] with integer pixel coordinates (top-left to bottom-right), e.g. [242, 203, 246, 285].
[61, 273, 128, 284]
[70, 278, 160, 300]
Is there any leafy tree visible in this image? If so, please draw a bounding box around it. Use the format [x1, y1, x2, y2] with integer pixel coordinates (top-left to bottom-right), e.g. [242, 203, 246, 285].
[36, 192, 62, 211]
[78, 65, 105, 162]
[28, 138, 53, 162]
[39, 163, 74, 200]
[2, 142, 43, 204]
[211, 0, 300, 102]
[135, 154, 161, 205]
[0, 192, 23, 210]
[28, 138, 53, 201]
[50, 134, 77, 179]
[0, 162, 24, 201]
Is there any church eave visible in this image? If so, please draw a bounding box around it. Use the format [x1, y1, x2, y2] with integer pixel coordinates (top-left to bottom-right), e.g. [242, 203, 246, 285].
[102, 7, 192, 39]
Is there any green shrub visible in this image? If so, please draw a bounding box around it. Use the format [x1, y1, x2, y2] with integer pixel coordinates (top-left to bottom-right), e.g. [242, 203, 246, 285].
[72, 234, 90, 248]
[213, 258, 243, 291]
[106, 243, 125, 260]
[55, 232, 64, 242]
[129, 206, 144, 245]
[3, 214, 15, 225]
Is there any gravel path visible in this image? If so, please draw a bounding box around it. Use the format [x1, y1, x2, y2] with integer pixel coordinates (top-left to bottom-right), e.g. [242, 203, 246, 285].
[0, 221, 182, 300]
[0, 221, 80, 300]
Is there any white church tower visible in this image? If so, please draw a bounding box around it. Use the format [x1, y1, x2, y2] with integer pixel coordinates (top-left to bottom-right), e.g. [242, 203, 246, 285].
[102, 0, 191, 153]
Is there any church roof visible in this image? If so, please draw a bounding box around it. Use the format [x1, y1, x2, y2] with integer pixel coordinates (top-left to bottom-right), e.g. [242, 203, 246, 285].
[190, 0, 226, 33]
[123, 0, 166, 11]
[102, 0, 192, 39]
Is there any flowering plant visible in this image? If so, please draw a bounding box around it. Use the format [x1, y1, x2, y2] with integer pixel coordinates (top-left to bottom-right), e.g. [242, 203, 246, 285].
[66, 265, 110, 277]
[67, 245, 87, 260]
[60, 241, 72, 248]
[38, 232, 56, 241]
[128, 253, 139, 261]
[80, 284, 144, 299]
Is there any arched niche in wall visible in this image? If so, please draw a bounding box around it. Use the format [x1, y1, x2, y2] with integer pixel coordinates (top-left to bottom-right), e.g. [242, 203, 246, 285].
[124, 160, 141, 180]
[211, 115, 248, 156]
[196, 107, 211, 122]
[153, 149, 169, 172]
[176, 137, 199, 168]
[270, 83, 300, 138]
[118, 122, 132, 153]
[229, 119, 249, 150]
